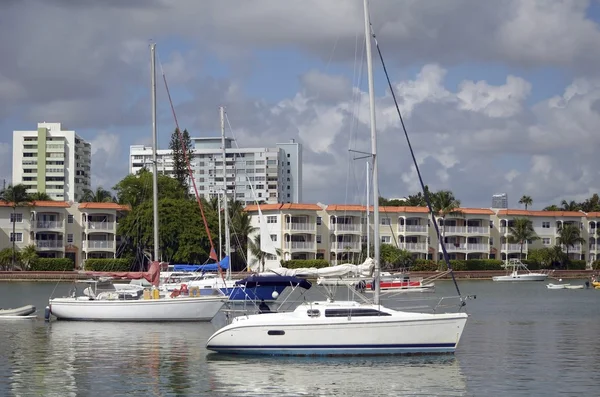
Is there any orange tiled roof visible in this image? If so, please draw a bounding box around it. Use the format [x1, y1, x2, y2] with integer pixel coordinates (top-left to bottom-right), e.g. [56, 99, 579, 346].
[327, 204, 366, 212]
[457, 208, 495, 215]
[280, 203, 322, 210]
[244, 204, 283, 212]
[79, 202, 131, 211]
[497, 209, 583, 217]
[586, 212, 600, 218]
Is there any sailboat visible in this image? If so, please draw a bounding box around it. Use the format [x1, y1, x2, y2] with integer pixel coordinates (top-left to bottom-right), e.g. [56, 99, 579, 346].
[46, 44, 227, 322]
[205, 0, 468, 355]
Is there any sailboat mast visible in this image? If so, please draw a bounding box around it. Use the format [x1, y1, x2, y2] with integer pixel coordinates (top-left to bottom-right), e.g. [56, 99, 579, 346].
[363, 0, 380, 305]
[150, 43, 160, 262]
[366, 160, 370, 259]
[220, 106, 231, 279]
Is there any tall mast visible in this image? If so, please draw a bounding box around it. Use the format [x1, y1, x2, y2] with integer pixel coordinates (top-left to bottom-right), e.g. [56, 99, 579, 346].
[220, 106, 231, 279]
[150, 43, 160, 262]
[364, 0, 380, 305]
[366, 160, 370, 259]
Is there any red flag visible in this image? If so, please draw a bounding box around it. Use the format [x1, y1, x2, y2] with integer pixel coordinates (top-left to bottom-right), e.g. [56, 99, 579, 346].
[209, 247, 218, 261]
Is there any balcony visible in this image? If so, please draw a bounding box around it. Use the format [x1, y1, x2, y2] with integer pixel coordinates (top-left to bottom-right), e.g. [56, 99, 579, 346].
[467, 226, 488, 234]
[404, 242, 427, 251]
[84, 240, 115, 250]
[443, 243, 468, 252]
[589, 244, 597, 251]
[467, 243, 488, 252]
[502, 244, 525, 252]
[444, 226, 467, 234]
[334, 224, 362, 233]
[500, 226, 507, 234]
[561, 244, 582, 253]
[284, 241, 316, 251]
[400, 225, 428, 233]
[36, 220, 64, 230]
[36, 240, 64, 249]
[331, 242, 361, 251]
[284, 223, 316, 233]
[86, 222, 115, 231]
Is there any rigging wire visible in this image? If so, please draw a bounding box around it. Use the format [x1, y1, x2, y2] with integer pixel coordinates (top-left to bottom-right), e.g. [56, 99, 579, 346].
[368, 25, 464, 303]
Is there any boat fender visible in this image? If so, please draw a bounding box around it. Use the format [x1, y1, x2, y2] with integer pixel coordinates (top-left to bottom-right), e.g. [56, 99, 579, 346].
[44, 306, 51, 322]
[180, 284, 189, 295]
[170, 289, 181, 298]
[355, 280, 366, 293]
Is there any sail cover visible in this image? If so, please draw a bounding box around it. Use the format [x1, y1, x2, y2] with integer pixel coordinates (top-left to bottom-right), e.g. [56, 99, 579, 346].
[260, 258, 375, 278]
[85, 261, 162, 286]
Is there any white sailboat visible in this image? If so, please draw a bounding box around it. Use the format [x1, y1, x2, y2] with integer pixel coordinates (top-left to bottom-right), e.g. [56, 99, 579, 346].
[206, 0, 468, 355]
[47, 44, 227, 322]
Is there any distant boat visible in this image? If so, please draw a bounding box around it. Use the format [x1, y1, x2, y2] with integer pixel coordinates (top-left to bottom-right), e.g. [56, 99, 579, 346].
[0, 304, 37, 319]
[493, 259, 550, 282]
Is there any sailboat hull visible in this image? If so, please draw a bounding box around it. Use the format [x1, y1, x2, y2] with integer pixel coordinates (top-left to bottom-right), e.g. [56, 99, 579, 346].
[49, 296, 226, 322]
[206, 302, 468, 356]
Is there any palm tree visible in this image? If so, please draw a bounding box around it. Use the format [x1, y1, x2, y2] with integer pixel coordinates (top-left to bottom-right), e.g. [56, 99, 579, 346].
[81, 187, 114, 203]
[518, 195, 532, 210]
[556, 223, 585, 268]
[508, 217, 539, 260]
[0, 184, 33, 269]
[20, 244, 38, 271]
[543, 205, 560, 211]
[28, 192, 53, 201]
[561, 200, 580, 211]
[431, 190, 462, 263]
[247, 234, 282, 272]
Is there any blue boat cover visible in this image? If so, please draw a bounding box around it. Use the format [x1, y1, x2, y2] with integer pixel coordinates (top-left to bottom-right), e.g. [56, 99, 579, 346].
[235, 274, 312, 289]
[173, 256, 229, 272]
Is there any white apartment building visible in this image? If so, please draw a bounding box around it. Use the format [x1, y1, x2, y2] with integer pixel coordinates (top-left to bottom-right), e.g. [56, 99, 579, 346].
[129, 137, 302, 204]
[245, 204, 599, 271]
[0, 201, 128, 268]
[13, 123, 91, 202]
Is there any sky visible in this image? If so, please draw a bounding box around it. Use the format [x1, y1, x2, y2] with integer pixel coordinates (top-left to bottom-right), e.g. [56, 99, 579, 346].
[1, 0, 600, 210]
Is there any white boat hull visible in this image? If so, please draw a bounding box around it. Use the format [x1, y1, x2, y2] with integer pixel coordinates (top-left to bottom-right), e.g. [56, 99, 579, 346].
[0, 305, 36, 317]
[492, 274, 547, 282]
[206, 302, 467, 356]
[49, 296, 226, 322]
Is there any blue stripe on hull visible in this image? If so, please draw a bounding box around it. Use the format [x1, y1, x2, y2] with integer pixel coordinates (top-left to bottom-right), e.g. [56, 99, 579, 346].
[220, 286, 287, 301]
[207, 343, 457, 356]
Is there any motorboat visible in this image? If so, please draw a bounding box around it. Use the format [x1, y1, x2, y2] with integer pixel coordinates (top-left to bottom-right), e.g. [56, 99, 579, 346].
[0, 304, 37, 319]
[492, 259, 550, 282]
[546, 283, 569, 289]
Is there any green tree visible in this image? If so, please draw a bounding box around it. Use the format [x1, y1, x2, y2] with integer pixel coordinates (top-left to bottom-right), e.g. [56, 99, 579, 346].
[0, 184, 32, 269]
[430, 190, 462, 264]
[519, 195, 533, 210]
[28, 192, 53, 201]
[580, 194, 600, 212]
[0, 248, 21, 271]
[543, 205, 560, 211]
[508, 217, 539, 260]
[380, 243, 413, 270]
[20, 244, 38, 270]
[247, 234, 282, 272]
[169, 128, 193, 191]
[556, 223, 585, 268]
[81, 186, 114, 203]
[113, 169, 188, 208]
[561, 200, 580, 211]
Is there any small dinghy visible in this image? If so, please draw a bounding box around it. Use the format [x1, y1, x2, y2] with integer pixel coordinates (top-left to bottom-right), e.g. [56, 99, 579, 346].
[546, 283, 569, 290]
[0, 305, 37, 319]
[564, 285, 584, 290]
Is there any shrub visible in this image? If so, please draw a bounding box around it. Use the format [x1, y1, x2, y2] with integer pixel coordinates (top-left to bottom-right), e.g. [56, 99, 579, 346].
[410, 261, 437, 271]
[30, 258, 74, 271]
[593, 261, 600, 270]
[280, 259, 330, 269]
[567, 260, 587, 270]
[84, 258, 132, 271]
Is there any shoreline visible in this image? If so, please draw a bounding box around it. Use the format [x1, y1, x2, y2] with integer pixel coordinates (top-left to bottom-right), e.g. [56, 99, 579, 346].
[0, 269, 595, 282]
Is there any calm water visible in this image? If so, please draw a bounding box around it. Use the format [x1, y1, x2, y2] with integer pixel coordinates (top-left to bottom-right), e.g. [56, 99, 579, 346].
[1, 279, 599, 396]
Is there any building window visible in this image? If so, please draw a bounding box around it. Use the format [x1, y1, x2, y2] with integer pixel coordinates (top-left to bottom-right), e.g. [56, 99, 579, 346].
[67, 234, 74, 243]
[68, 215, 74, 224]
[381, 236, 391, 244]
[489, 220, 494, 228]
[316, 217, 322, 225]
[270, 234, 277, 242]
[287, 162, 290, 166]
[542, 238, 551, 245]
[10, 233, 23, 242]
[542, 222, 550, 228]
[287, 154, 290, 158]
[316, 235, 322, 243]
[267, 216, 277, 223]
[10, 213, 23, 223]
[287, 170, 290, 174]
[381, 217, 391, 225]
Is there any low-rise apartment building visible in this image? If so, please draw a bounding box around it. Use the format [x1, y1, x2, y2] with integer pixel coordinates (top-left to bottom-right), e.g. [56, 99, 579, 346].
[246, 204, 597, 270]
[0, 201, 129, 268]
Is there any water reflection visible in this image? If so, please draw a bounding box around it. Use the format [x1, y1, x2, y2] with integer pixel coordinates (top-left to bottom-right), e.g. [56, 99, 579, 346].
[205, 354, 468, 396]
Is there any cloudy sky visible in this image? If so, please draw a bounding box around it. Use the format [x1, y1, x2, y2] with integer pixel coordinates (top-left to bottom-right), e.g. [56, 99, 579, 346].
[1, 0, 600, 210]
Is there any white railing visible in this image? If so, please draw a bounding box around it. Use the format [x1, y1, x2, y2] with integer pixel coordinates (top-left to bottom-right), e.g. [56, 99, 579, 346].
[87, 222, 114, 231]
[84, 240, 115, 249]
[284, 223, 316, 232]
[502, 244, 525, 251]
[334, 224, 362, 232]
[589, 244, 597, 251]
[35, 240, 63, 249]
[562, 244, 582, 253]
[332, 242, 361, 251]
[444, 244, 467, 251]
[404, 242, 427, 251]
[467, 243, 488, 251]
[400, 225, 428, 233]
[467, 226, 488, 234]
[500, 226, 507, 234]
[284, 241, 316, 250]
[444, 226, 467, 234]
[36, 221, 63, 229]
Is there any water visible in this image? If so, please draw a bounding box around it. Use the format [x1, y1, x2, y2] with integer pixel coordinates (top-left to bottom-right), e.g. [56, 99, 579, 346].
[1, 279, 599, 396]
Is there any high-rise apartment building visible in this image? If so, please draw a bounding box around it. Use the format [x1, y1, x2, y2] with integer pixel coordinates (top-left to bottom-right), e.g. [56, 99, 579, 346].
[13, 123, 91, 201]
[129, 137, 303, 204]
[492, 193, 508, 209]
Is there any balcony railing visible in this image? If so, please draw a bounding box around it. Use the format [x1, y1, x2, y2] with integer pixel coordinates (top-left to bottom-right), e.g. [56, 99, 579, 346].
[467, 226, 488, 234]
[84, 240, 115, 249]
[404, 242, 427, 251]
[562, 244, 582, 253]
[589, 244, 597, 251]
[334, 224, 362, 232]
[502, 244, 526, 251]
[399, 225, 428, 233]
[284, 223, 316, 232]
[36, 220, 63, 229]
[500, 226, 507, 234]
[284, 241, 316, 250]
[444, 226, 467, 234]
[443, 243, 467, 251]
[467, 243, 488, 251]
[36, 240, 64, 249]
[332, 242, 361, 251]
[86, 222, 115, 231]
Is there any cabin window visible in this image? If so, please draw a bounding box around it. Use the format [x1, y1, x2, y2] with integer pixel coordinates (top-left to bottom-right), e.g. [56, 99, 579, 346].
[267, 330, 285, 336]
[324, 308, 391, 317]
[307, 309, 320, 318]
